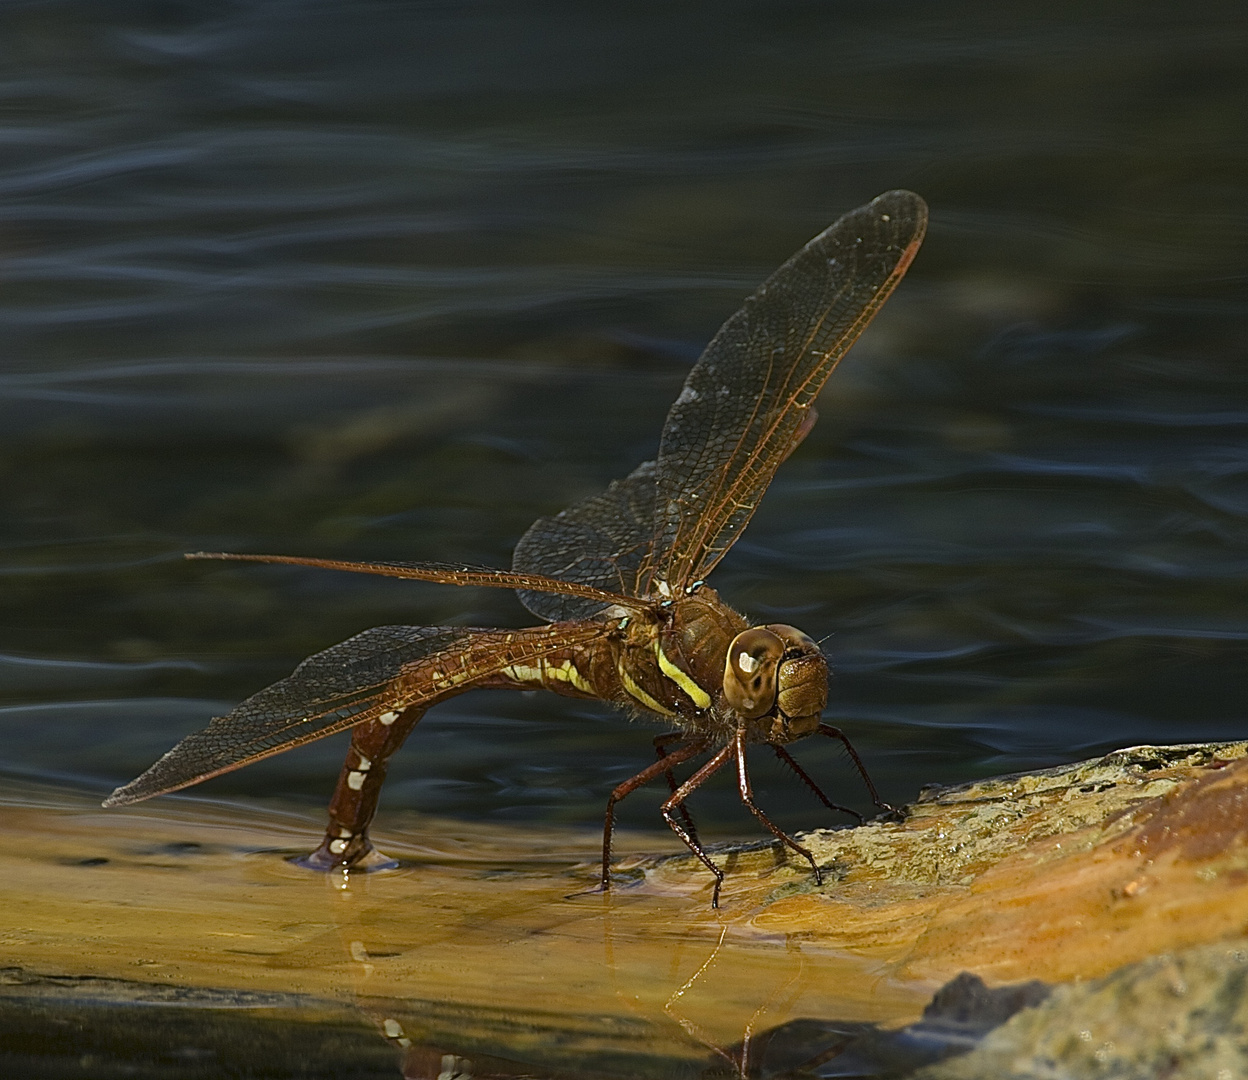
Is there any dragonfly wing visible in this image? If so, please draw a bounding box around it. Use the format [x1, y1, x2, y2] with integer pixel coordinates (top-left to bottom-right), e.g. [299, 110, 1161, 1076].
[511, 459, 657, 621]
[188, 552, 644, 611]
[647, 190, 927, 591]
[104, 621, 607, 805]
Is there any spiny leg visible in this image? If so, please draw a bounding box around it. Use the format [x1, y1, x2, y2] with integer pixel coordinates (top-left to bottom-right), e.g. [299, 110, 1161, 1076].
[298, 707, 425, 870]
[598, 737, 710, 894]
[733, 729, 822, 886]
[817, 723, 898, 817]
[655, 732, 701, 846]
[660, 745, 736, 907]
[772, 744, 863, 824]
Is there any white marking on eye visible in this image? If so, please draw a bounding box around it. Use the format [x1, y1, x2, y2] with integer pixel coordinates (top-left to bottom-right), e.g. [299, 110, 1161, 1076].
[329, 839, 348, 854]
[347, 771, 366, 790]
[881, 213, 891, 221]
[379, 711, 399, 726]
[383, 1018, 404, 1038]
[738, 652, 759, 674]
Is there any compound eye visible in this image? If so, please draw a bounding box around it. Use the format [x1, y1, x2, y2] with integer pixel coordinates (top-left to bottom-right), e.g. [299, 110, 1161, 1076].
[722, 628, 784, 719]
[763, 623, 820, 658]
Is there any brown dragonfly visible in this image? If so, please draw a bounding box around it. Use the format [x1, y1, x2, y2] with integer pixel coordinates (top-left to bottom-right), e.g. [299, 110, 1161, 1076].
[106, 190, 927, 906]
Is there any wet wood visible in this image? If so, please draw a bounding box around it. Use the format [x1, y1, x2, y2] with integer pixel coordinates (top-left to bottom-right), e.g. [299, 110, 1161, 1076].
[710, 741, 1248, 990]
[4, 741, 1248, 1072]
[0, 781, 919, 1071]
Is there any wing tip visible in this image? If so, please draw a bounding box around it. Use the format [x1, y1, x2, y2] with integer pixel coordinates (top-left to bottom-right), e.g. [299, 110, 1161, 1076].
[103, 760, 204, 808]
[869, 189, 929, 234]
[874, 188, 927, 208]
[804, 190, 928, 262]
[101, 784, 144, 808]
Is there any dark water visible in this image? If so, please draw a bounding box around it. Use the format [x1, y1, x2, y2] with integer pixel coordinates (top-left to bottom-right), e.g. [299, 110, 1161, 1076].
[3, 0, 1248, 842]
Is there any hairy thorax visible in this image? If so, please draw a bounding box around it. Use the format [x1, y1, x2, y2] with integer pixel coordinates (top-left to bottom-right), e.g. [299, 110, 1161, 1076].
[543, 586, 830, 745]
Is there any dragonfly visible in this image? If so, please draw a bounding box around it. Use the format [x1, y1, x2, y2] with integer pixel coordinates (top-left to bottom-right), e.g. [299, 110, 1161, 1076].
[106, 190, 927, 906]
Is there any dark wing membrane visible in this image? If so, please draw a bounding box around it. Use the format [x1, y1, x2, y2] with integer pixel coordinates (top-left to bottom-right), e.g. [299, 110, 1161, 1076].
[512, 460, 657, 621]
[103, 621, 608, 806]
[646, 190, 927, 592]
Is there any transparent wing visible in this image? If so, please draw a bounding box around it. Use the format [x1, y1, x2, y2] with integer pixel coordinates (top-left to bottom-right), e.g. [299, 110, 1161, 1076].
[511, 460, 657, 621]
[103, 621, 608, 806]
[509, 192, 925, 612]
[646, 190, 927, 591]
[186, 552, 646, 610]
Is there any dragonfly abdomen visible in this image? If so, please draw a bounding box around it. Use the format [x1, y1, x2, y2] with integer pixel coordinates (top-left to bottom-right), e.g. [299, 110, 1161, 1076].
[497, 654, 597, 696]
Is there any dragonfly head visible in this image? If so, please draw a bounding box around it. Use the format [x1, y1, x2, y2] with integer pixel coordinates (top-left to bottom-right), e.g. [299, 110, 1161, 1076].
[723, 624, 827, 741]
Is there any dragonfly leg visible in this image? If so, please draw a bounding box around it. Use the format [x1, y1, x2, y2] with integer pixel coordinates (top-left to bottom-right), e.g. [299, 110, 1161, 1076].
[660, 744, 735, 907]
[817, 723, 898, 817]
[734, 729, 822, 887]
[298, 707, 425, 871]
[596, 737, 709, 895]
[772, 744, 863, 824]
[655, 732, 701, 847]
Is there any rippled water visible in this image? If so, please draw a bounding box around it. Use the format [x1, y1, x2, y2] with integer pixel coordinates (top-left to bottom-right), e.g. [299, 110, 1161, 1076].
[2, 0, 1247, 847]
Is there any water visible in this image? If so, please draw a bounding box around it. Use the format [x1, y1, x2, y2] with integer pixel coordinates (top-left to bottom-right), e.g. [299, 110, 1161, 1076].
[2, 0, 1247, 869]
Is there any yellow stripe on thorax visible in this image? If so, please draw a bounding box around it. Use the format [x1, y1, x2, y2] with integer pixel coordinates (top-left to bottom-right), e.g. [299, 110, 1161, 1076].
[655, 642, 712, 710]
[616, 659, 675, 716]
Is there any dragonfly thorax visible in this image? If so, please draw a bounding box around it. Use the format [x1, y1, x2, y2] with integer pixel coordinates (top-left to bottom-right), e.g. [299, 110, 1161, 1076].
[645, 592, 829, 742]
